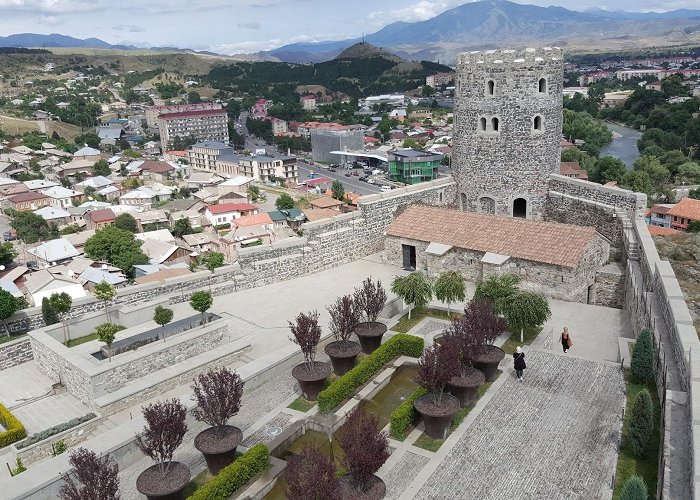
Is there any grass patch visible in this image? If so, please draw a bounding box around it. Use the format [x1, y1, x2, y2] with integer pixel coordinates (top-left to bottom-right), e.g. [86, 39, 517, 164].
[288, 397, 316, 412]
[501, 326, 542, 355]
[0, 332, 27, 346]
[612, 371, 661, 499]
[391, 307, 461, 334]
[413, 370, 501, 452]
[66, 332, 99, 348]
[182, 469, 212, 497]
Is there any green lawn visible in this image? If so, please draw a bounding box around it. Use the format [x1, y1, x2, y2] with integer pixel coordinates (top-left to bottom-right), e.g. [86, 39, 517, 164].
[413, 371, 500, 452]
[501, 326, 542, 355]
[391, 307, 461, 334]
[612, 371, 661, 499]
[66, 332, 99, 348]
[0, 332, 27, 346]
[287, 397, 316, 412]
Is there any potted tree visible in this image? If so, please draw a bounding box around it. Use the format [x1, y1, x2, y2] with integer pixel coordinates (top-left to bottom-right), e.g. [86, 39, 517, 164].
[192, 367, 245, 474]
[289, 310, 331, 401]
[467, 300, 508, 382]
[413, 342, 461, 440]
[353, 277, 388, 354]
[442, 318, 485, 408]
[337, 407, 389, 499]
[59, 448, 120, 500]
[324, 294, 362, 375]
[135, 399, 190, 500]
[283, 442, 339, 500]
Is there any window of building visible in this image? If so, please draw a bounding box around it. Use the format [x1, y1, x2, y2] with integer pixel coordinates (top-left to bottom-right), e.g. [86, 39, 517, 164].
[491, 117, 499, 132]
[513, 198, 527, 218]
[538, 78, 547, 93]
[533, 115, 542, 131]
[486, 80, 495, 95]
[479, 117, 487, 132]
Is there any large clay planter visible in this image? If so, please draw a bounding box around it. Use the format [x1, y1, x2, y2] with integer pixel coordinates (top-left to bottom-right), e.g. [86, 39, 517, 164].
[136, 462, 190, 500]
[194, 425, 242, 475]
[337, 474, 386, 500]
[471, 345, 505, 382]
[414, 393, 460, 440]
[447, 367, 486, 408]
[292, 361, 331, 401]
[325, 340, 361, 376]
[355, 322, 387, 354]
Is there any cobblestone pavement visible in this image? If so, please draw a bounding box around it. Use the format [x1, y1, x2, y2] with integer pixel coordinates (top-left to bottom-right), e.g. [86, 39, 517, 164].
[411, 319, 450, 340]
[384, 452, 430, 500]
[416, 350, 624, 500]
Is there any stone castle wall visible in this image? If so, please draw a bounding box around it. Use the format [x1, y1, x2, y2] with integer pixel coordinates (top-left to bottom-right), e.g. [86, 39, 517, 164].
[0, 337, 33, 369]
[452, 48, 563, 218]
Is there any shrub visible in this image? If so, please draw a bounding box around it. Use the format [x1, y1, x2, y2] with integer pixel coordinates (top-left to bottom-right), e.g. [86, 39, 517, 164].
[189, 443, 269, 500]
[59, 448, 119, 500]
[619, 475, 648, 500]
[52, 439, 68, 457]
[337, 407, 389, 491]
[0, 403, 26, 448]
[389, 387, 427, 440]
[628, 389, 654, 457]
[416, 343, 460, 405]
[135, 399, 188, 477]
[16, 413, 96, 449]
[317, 334, 423, 413]
[289, 310, 322, 372]
[191, 367, 244, 428]
[631, 330, 655, 382]
[283, 443, 338, 500]
[11, 457, 26, 476]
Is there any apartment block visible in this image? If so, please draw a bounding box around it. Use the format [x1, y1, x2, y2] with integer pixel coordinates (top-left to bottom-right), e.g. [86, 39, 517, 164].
[145, 102, 222, 128]
[158, 109, 229, 148]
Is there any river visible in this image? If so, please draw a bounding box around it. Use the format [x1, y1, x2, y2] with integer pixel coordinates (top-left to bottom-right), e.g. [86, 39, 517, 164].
[600, 122, 642, 169]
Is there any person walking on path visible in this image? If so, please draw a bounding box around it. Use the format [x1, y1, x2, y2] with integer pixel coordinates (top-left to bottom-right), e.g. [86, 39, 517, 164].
[513, 346, 526, 381]
[560, 327, 573, 353]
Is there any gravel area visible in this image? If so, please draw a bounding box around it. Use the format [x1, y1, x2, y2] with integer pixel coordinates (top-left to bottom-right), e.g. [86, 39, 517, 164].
[384, 452, 430, 500]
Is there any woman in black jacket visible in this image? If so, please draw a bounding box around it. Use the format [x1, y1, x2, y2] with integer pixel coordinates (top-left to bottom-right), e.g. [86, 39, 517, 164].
[513, 346, 526, 382]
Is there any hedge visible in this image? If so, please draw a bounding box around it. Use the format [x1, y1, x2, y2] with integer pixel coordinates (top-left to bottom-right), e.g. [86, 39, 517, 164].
[317, 334, 424, 414]
[389, 387, 427, 440]
[620, 475, 648, 500]
[0, 403, 26, 448]
[631, 329, 654, 383]
[188, 443, 269, 500]
[16, 413, 97, 449]
[628, 389, 654, 457]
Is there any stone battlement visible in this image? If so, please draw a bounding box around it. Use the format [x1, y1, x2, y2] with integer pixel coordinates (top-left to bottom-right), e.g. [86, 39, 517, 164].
[456, 47, 563, 67]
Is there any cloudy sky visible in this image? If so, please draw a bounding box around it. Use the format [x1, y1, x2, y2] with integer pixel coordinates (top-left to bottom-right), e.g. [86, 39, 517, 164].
[0, 0, 696, 53]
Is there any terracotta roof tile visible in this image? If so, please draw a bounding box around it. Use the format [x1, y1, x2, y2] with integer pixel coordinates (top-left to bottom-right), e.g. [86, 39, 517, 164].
[309, 196, 343, 209]
[303, 208, 339, 222]
[386, 205, 598, 268]
[667, 198, 700, 221]
[647, 225, 680, 236]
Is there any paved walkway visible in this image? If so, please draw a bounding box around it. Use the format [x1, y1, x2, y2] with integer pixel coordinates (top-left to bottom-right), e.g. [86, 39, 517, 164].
[414, 350, 624, 500]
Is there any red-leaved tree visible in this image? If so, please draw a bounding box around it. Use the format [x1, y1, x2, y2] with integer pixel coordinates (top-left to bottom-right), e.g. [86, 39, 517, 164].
[59, 448, 120, 500]
[353, 277, 387, 323]
[416, 342, 460, 405]
[135, 399, 188, 477]
[192, 367, 244, 431]
[289, 310, 322, 372]
[327, 294, 360, 343]
[283, 442, 339, 500]
[465, 299, 507, 351]
[337, 406, 390, 492]
[441, 317, 476, 377]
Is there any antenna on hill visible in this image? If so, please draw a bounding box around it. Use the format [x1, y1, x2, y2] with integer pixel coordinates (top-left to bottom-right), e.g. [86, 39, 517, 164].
[362, 33, 365, 43]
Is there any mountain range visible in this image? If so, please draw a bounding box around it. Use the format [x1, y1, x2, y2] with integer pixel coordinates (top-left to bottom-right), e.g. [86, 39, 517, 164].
[1, 1, 699, 63]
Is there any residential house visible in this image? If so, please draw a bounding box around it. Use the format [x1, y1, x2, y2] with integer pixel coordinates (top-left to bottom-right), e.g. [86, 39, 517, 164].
[667, 198, 700, 231]
[134, 264, 192, 284]
[33, 206, 71, 225]
[205, 203, 259, 226]
[42, 186, 85, 208]
[186, 171, 226, 189]
[73, 146, 102, 162]
[78, 266, 127, 290]
[648, 204, 675, 228]
[134, 210, 169, 231]
[7, 191, 52, 211]
[182, 232, 218, 254]
[268, 208, 305, 230]
[140, 160, 175, 180]
[300, 95, 317, 110]
[302, 208, 340, 222]
[28, 238, 80, 265]
[269, 117, 288, 135]
[237, 155, 298, 184]
[135, 229, 176, 244]
[169, 209, 203, 229]
[24, 179, 59, 192]
[85, 208, 116, 230]
[388, 109, 407, 122]
[23, 268, 87, 306]
[219, 213, 274, 261]
[119, 184, 173, 207]
[309, 196, 344, 211]
[559, 162, 589, 181]
[53, 159, 94, 178]
[0, 182, 29, 199]
[75, 175, 114, 193]
[139, 238, 192, 265]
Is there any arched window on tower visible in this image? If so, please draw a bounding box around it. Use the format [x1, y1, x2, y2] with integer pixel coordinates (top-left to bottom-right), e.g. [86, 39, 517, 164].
[533, 115, 542, 131]
[479, 117, 487, 132]
[486, 80, 495, 95]
[491, 117, 499, 132]
[513, 198, 527, 218]
[538, 78, 547, 93]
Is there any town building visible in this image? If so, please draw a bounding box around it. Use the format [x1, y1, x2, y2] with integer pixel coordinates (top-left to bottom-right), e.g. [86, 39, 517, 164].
[205, 203, 259, 226]
[158, 108, 229, 148]
[85, 208, 116, 230]
[388, 150, 444, 185]
[559, 162, 588, 181]
[237, 155, 298, 183]
[145, 102, 222, 128]
[426, 72, 454, 87]
[300, 95, 317, 110]
[187, 141, 234, 171]
[311, 129, 363, 164]
[6, 191, 52, 211]
[666, 198, 700, 231]
[269, 117, 288, 136]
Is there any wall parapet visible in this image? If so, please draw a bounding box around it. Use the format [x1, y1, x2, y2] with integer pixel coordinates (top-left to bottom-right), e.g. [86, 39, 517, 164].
[548, 174, 646, 217]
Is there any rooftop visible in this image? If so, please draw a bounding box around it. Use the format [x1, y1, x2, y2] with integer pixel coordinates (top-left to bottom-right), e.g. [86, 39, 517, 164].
[159, 109, 227, 120]
[86, 208, 116, 223]
[386, 205, 599, 268]
[207, 203, 258, 214]
[667, 198, 700, 221]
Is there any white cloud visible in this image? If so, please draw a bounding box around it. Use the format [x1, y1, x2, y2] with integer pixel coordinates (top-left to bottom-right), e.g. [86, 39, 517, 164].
[209, 32, 352, 54]
[113, 24, 144, 33]
[0, 0, 102, 13]
[367, 0, 465, 25]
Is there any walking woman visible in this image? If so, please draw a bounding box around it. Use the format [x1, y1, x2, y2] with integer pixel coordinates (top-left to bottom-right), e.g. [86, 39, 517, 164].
[560, 326, 573, 353]
[513, 346, 526, 381]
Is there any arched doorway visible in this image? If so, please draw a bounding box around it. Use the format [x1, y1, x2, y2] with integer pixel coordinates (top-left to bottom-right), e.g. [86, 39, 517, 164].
[513, 198, 527, 218]
[479, 196, 495, 215]
[460, 193, 468, 210]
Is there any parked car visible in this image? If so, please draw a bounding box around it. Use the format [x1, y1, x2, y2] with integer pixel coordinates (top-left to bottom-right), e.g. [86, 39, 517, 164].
[328, 167, 337, 172]
[368, 178, 376, 184]
[3, 230, 17, 242]
[380, 186, 392, 192]
[372, 169, 383, 175]
[352, 171, 360, 176]
[344, 172, 352, 177]
[359, 176, 368, 182]
[27, 261, 40, 271]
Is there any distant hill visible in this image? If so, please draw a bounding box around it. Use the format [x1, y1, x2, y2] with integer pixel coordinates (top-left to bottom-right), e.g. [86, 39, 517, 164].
[335, 42, 405, 63]
[0, 33, 137, 50]
[266, 0, 700, 63]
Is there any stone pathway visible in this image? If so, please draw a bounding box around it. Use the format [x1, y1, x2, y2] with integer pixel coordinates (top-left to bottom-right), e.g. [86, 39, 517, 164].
[384, 452, 430, 500]
[414, 350, 624, 500]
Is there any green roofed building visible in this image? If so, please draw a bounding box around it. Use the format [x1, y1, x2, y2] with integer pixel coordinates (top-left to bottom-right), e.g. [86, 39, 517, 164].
[388, 149, 444, 185]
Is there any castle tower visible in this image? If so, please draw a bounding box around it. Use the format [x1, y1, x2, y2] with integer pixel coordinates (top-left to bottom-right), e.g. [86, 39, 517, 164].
[452, 47, 563, 219]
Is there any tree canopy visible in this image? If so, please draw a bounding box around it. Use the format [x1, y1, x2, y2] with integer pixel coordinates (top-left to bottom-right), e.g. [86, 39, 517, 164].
[113, 213, 138, 233]
[84, 226, 149, 279]
[10, 211, 59, 244]
[276, 193, 295, 210]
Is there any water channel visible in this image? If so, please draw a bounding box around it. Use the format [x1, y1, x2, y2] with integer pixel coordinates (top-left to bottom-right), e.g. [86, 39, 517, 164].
[600, 121, 642, 169]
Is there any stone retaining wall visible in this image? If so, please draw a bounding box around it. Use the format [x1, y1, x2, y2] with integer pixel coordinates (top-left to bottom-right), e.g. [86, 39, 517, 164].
[0, 337, 33, 370]
[593, 263, 625, 309]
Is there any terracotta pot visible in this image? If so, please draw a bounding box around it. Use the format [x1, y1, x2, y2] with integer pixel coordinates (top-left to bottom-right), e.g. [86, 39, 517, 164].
[414, 393, 460, 440]
[447, 367, 485, 408]
[136, 462, 190, 500]
[355, 322, 388, 354]
[324, 340, 361, 376]
[337, 474, 387, 500]
[471, 345, 505, 382]
[194, 425, 242, 475]
[292, 361, 331, 401]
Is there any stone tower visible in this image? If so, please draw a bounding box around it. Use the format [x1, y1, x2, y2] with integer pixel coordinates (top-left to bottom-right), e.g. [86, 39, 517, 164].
[452, 47, 563, 219]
